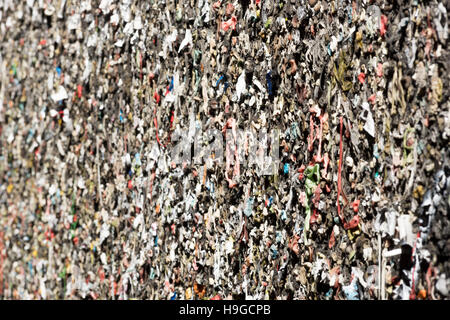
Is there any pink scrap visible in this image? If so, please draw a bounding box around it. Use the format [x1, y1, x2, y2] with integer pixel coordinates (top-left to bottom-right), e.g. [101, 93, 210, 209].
[222, 16, 237, 32]
[377, 63, 383, 77]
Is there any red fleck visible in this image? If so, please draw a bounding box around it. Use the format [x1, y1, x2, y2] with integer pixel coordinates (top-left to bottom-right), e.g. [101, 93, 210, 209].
[113, 282, 118, 295]
[380, 15, 388, 37]
[310, 208, 319, 224]
[352, 199, 360, 213]
[298, 164, 306, 180]
[99, 268, 105, 282]
[222, 16, 237, 32]
[153, 91, 160, 104]
[343, 215, 360, 230]
[329, 230, 336, 249]
[358, 72, 366, 84]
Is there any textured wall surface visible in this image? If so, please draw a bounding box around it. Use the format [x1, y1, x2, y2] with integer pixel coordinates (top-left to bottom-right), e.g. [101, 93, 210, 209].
[0, 0, 448, 300]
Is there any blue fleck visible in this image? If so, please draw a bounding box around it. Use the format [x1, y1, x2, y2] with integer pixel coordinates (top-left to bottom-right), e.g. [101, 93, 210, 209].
[266, 71, 273, 96]
[135, 153, 141, 166]
[215, 75, 224, 87]
[270, 244, 278, 259]
[150, 267, 155, 279]
[283, 163, 289, 174]
[343, 281, 359, 300]
[56, 67, 62, 77]
[168, 76, 174, 92]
